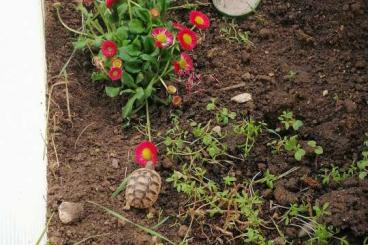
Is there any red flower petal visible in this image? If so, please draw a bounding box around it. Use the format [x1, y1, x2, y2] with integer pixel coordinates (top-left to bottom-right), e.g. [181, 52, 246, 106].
[189, 11, 210, 30]
[106, 0, 116, 8]
[135, 141, 158, 167]
[152, 27, 174, 48]
[177, 28, 197, 51]
[101, 40, 117, 58]
[173, 53, 194, 76]
[108, 67, 122, 80]
[172, 22, 186, 31]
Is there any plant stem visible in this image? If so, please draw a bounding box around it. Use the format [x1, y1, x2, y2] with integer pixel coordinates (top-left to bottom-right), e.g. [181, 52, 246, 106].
[55, 6, 93, 38]
[128, 0, 133, 20]
[146, 101, 152, 142]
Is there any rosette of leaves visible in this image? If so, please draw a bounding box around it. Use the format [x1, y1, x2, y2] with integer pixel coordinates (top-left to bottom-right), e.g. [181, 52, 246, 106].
[73, 0, 178, 119]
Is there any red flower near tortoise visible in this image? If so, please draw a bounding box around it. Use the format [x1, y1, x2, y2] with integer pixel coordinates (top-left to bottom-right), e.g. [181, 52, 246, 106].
[106, 0, 116, 8]
[135, 141, 158, 167]
[151, 27, 174, 48]
[189, 11, 210, 29]
[173, 53, 193, 76]
[108, 67, 122, 81]
[101, 40, 117, 58]
[177, 28, 197, 51]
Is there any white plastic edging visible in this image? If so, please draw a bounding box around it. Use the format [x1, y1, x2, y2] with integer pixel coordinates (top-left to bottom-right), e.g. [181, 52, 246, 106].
[0, 0, 47, 244]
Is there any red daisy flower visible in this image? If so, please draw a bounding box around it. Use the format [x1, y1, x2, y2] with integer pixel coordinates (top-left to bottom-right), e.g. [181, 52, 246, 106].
[151, 27, 174, 48]
[172, 22, 186, 31]
[189, 11, 210, 29]
[135, 141, 158, 167]
[106, 0, 116, 8]
[177, 28, 197, 51]
[108, 67, 122, 81]
[173, 53, 194, 76]
[100, 40, 117, 58]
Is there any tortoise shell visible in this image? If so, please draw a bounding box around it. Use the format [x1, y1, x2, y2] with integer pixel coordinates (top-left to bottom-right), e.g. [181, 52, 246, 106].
[125, 168, 161, 209]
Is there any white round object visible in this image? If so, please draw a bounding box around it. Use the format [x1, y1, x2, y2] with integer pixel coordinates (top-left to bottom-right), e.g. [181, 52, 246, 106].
[213, 0, 261, 17]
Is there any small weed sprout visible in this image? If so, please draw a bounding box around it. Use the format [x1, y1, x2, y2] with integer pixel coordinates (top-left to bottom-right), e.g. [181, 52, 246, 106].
[277, 111, 303, 131]
[207, 99, 237, 126]
[220, 19, 254, 47]
[269, 111, 323, 161]
[233, 119, 265, 158]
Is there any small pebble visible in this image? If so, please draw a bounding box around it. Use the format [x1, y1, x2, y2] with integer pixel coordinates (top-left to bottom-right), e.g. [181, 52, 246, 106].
[111, 158, 119, 168]
[241, 72, 252, 81]
[178, 225, 190, 238]
[322, 90, 328, 96]
[212, 126, 222, 135]
[58, 202, 84, 224]
[231, 93, 252, 104]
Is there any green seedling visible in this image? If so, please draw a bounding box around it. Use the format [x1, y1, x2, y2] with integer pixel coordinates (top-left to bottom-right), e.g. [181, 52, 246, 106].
[233, 118, 265, 158]
[277, 111, 303, 131]
[307, 140, 324, 155]
[220, 19, 254, 47]
[207, 99, 236, 126]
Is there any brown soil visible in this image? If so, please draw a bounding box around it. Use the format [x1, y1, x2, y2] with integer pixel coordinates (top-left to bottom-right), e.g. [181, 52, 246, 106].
[46, 0, 368, 244]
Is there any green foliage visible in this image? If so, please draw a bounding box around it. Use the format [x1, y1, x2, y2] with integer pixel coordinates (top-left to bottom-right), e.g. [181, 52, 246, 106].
[277, 111, 303, 131]
[219, 19, 254, 47]
[206, 99, 237, 126]
[64, 0, 198, 120]
[320, 133, 368, 184]
[233, 118, 265, 158]
[269, 111, 323, 161]
[258, 170, 277, 189]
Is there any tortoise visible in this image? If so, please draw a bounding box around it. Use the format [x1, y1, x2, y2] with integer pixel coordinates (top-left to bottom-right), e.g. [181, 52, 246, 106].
[124, 162, 161, 209]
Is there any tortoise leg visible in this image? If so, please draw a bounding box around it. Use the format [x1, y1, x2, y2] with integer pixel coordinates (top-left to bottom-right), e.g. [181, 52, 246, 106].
[123, 202, 131, 210]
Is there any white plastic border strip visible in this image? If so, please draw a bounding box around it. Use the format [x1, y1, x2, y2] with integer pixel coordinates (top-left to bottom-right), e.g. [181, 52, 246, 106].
[0, 0, 47, 244]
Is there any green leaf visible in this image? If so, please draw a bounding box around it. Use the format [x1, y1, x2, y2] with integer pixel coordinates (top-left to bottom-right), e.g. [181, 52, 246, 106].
[307, 140, 317, 147]
[117, 3, 128, 19]
[295, 148, 306, 161]
[140, 54, 154, 61]
[142, 36, 155, 53]
[91, 72, 108, 81]
[118, 48, 136, 62]
[73, 37, 88, 50]
[122, 72, 137, 88]
[135, 87, 145, 102]
[128, 19, 145, 34]
[125, 61, 143, 73]
[359, 172, 367, 180]
[122, 95, 138, 118]
[105, 86, 121, 98]
[157, 0, 168, 14]
[315, 146, 323, 155]
[293, 120, 303, 130]
[116, 26, 129, 42]
[134, 8, 150, 23]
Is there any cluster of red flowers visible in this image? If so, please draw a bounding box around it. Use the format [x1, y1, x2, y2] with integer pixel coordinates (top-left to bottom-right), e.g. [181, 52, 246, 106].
[150, 11, 210, 77]
[100, 40, 123, 81]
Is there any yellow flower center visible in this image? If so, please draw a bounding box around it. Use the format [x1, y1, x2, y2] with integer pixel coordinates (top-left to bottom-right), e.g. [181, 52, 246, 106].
[156, 32, 167, 43]
[142, 148, 152, 161]
[112, 59, 122, 68]
[182, 33, 192, 45]
[178, 59, 187, 69]
[112, 71, 118, 77]
[195, 16, 204, 25]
